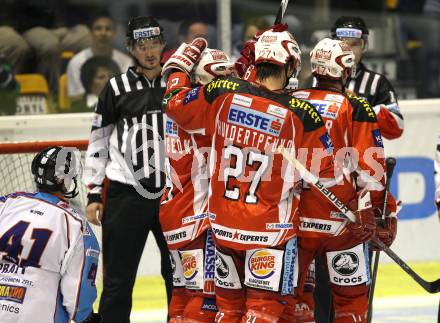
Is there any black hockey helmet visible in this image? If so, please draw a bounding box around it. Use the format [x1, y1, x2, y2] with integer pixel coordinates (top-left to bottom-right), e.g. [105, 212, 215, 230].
[126, 16, 165, 47]
[31, 146, 82, 198]
[331, 16, 369, 40]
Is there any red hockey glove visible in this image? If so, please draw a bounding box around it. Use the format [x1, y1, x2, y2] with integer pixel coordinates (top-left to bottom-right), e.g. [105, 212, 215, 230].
[235, 23, 288, 78]
[369, 197, 401, 250]
[346, 191, 376, 242]
[235, 38, 256, 78]
[370, 216, 397, 251]
[162, 38, 207, 78]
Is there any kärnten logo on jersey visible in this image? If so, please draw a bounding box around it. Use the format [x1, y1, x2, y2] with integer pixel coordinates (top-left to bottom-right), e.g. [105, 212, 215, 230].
[332, 252, 359, 276]
[181, 252, 198, 280]
[248, 250, 276, 279]
[215, 253, 229, 279]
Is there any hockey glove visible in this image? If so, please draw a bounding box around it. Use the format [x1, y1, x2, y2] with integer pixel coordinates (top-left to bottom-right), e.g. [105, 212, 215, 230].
[370, 197, 401, 250]
[346, 190, 376, 242]
[162, 38, 208, 78]
[370, 215, 397, 251]
[82, 312, 102, 323]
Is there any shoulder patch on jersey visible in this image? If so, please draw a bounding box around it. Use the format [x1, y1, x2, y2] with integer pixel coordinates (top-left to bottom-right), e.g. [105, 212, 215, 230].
[183, 87, 201, 105]
[347, 93, 377, 123]
[288, 97, 324, 132]
[203, 77, 242, 103]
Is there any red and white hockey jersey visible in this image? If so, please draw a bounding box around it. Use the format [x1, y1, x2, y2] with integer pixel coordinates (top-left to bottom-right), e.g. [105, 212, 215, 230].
[159, 115, 211, 250]
[164, 72, 356, 250]
[0, 192, 99, 323]
[293, 88, 391, 237]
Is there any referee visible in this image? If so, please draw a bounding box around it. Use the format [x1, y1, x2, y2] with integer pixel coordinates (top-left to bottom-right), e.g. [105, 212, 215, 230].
[84, 16, 172, 323]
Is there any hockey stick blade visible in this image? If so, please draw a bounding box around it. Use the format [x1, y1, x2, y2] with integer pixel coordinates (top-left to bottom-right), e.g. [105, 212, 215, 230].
[279, 147, 440, 294]
[274, 0, 290, 24]
[374, 239, 440, 293]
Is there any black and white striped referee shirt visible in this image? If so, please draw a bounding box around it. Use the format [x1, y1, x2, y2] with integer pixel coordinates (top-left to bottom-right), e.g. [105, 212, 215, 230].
[84, 67, 165, 195]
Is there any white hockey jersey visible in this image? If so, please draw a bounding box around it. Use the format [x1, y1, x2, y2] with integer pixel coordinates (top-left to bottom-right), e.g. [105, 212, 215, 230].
[0, 192, 100, 323]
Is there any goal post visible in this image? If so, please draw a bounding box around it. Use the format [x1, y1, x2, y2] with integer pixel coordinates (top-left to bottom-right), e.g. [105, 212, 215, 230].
[0, 140, 89, 206]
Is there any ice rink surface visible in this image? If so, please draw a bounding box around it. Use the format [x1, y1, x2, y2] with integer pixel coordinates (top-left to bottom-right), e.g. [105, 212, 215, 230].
[130, 294, 439, 323]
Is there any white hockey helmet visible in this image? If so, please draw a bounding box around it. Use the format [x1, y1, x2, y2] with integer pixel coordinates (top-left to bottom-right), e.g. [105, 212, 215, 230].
[254, 30, 301, 78]
[310, 38, 355, 80]
[193, 48, 235, 85]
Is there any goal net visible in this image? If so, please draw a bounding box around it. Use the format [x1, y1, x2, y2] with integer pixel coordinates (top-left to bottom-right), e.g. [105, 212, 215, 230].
[0, 140, 89, 207]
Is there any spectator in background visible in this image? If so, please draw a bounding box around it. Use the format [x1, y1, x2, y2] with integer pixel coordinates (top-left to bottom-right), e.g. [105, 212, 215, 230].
[161, 19, 209, 62]
[67, 13, 132, 102]
[0, 55, 19, 115]
[0, 1, 92, 95]
[84, 16, 172, 323]
[231, 17, 270, 60]
[68, 56, 120, 113]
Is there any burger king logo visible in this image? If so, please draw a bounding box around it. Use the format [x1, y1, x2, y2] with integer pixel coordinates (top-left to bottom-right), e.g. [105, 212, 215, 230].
[248, 250, 276, 279]
[181, 252, 198, 280]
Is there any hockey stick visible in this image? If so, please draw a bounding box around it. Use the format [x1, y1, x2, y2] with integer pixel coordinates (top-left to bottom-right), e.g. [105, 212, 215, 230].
[279, 147, 440, 294]
[274, 0, 290, 24]
[367, 157, 396, 323]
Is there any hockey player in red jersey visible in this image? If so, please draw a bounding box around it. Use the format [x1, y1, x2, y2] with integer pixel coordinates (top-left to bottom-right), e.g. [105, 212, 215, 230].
[290, 38, 398, 323]
[330, 16, 404, 140]
[161, 48, 235, 322]
[161, 31, 378, 323]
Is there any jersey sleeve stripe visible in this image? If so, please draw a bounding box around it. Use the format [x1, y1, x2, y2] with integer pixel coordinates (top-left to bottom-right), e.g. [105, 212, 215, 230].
[71, 248, 86, 320]
[110, 77, 120, 96]
[121, 73, 132, 93]
[359, 71, 370, 94]
[370, 74, 381, 96]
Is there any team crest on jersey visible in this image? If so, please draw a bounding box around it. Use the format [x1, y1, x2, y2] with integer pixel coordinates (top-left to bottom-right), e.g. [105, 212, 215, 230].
[228, 104, 284, 137]
[0, 284, 26, 304]
[183, 87, 200, 105]
[372, 129, 384, 147]
[165, 119, 178, 137]
[309, 100, 341, 120]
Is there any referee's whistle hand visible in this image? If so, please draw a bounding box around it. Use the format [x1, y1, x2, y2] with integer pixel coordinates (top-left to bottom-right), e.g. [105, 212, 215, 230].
[86, 202, 103, 225]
